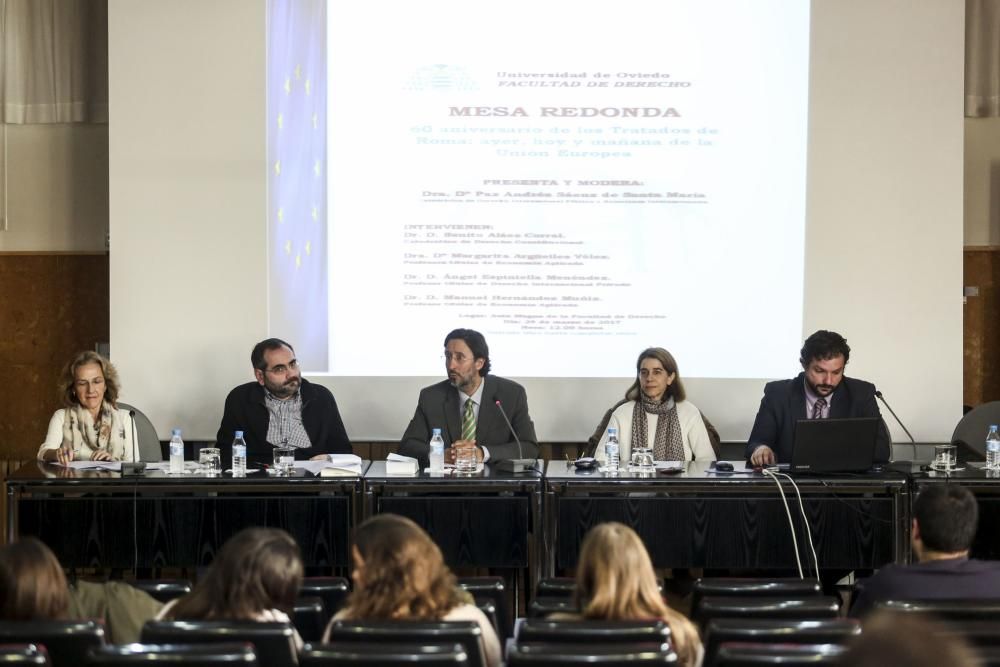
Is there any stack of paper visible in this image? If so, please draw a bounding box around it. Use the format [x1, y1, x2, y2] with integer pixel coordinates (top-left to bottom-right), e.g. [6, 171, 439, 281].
[385, 453, 419, 475]
[300, 454, 364, 477]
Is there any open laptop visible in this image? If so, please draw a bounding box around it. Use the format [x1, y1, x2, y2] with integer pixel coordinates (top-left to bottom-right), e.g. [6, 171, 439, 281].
[789, 417, 880, 473]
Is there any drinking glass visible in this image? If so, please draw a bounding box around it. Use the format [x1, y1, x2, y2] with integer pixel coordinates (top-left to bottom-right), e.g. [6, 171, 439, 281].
[273, 447, 295, 475]
[630, 445, 656, 472]
[932, 444, 957, 471]
[198, 447, 221, 476]
[455, 446, 478, 473]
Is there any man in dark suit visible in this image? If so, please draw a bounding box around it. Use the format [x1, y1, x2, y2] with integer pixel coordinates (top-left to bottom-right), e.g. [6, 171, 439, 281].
[850, 484, 1000, 616]
[216, 338, 351, 464]
[746, 329, 890, 465]
[399, 328, 538, 468]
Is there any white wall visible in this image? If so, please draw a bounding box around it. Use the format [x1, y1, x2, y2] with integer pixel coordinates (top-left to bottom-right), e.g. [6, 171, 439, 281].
[799, 0, 964, 441]
[108, 0, 965, 444]
[108, 0, 266, 434]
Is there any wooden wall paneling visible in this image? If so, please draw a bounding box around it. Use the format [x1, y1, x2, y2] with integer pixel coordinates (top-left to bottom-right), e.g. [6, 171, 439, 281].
[965, 248, 1000, 406]
[0, 252, 109, 543]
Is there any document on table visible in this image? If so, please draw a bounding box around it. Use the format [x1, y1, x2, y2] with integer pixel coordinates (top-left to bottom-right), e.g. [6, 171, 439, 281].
[57, 461, 175, 471]
[296, 454, 363, 476]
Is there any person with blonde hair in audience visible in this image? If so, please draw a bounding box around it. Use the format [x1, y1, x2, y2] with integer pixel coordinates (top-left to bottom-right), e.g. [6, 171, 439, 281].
[0, 537, 162, 643]
[39, 350, 137, 463]
[159, 527, 304, 649]
[324, 514, 501, 667]
[556, 522, 703, 667]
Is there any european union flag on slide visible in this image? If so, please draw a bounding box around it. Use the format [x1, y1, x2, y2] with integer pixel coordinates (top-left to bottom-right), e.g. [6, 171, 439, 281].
[267, 0, 328, 371]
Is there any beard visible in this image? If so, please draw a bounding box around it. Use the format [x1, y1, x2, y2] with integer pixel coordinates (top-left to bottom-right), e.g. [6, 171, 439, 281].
[448, 370, 477, 393]
[806, 378, 835, 396]
[265, 375, 301, 399]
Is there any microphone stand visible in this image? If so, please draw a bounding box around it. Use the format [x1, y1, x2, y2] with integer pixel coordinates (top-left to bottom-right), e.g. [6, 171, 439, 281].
[875, 390, 917, 462]
[121, 408, 147, 475]
[493, 400, 536, 473]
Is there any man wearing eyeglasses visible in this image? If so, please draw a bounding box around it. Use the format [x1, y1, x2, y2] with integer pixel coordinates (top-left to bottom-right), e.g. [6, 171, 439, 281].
[216, 337, 351, 464]
[399, 328, 539, 468]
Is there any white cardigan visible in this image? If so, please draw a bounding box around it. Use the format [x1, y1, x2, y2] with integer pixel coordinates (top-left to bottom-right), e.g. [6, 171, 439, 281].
[37, 407, 138, 462]
[595, 399, 716, 463]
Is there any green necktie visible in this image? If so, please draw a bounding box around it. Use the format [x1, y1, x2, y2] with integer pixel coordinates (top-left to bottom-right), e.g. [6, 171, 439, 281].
[462, 397, 476, 441]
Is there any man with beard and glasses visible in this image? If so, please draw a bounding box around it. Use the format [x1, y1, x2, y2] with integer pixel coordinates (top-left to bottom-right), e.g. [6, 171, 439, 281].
[746, 329, 890, 466]
[399, 328, 538, 469]
[216, 338, 351, 465]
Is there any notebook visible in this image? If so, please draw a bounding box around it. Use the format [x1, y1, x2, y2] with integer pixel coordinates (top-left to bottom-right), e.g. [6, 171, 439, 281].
[789, 417, 880, 473]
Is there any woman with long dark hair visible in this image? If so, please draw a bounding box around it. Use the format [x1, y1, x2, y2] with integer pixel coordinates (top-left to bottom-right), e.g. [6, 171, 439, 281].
[159, 527, 304, 648]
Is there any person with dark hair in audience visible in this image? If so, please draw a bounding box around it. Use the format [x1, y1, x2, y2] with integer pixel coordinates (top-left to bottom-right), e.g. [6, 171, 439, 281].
[593, 347, 716, 464]
[0, 537, 70, 621]
[551, 522, 702, 667]
[216, 338, 351, 464]
[38, 350, 138, 463]
[399, 328, 538, 468]
[0, 537, 162, 643]
[836, 611, 980, 667]
[850, 484, 1000, 617]
[323, 514, 501, 667]
[158, 527, 304, 649]
[746, 329, 891, 466]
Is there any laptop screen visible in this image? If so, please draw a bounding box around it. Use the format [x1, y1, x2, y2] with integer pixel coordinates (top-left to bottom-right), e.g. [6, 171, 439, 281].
[790, 417, 880, 473]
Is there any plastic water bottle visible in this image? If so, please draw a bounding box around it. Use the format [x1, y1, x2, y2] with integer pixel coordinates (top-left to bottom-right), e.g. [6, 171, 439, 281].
[429, 428, 445, 471]
[605, 427, 620, 475]
[987, 425, 1000, 470]
[232, 431, 247, 477]
[169, 429, 185, 474]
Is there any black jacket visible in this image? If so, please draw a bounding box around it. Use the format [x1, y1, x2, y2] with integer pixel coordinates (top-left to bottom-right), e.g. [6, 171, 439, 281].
[216, 378, 351, 464]
[745, 372, 891, 463]
[850, 557, 1000, 617]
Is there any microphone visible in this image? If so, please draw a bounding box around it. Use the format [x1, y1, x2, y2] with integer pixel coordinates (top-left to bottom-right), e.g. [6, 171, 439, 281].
[875, 389, 917, 461]
[493, 399, 535, 473]
[121, 408, 147, 476]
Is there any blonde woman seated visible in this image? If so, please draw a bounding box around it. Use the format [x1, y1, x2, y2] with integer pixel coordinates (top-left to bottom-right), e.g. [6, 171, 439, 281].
[323, 514, 502, 667]
[554, 522, 703, 667]
[158, 527, 304, 650]
[38, 351, 137, 463]
[596, 347, 715, 464]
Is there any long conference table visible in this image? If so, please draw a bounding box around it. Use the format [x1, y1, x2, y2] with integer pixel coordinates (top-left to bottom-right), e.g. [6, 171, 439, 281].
[7, 458, 1000, 595]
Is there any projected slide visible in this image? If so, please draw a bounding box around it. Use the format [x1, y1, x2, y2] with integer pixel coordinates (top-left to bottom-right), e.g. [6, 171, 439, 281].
[316, 0, 809, 378]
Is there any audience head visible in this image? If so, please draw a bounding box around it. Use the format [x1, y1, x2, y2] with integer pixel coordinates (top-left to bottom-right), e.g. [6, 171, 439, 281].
[912, 484, 978, 557]
[0, 538, 69, 621]
[167, 527, 302, 620]
[574, 522, 667, 620]
[344, 513, 468, 620]
[836, 611, 980, 667]
[625, 347, 685, 403]
[59, 350, 121, 409]
[574, 522, 700, 666]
